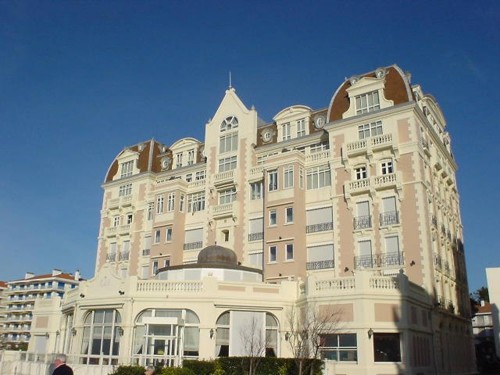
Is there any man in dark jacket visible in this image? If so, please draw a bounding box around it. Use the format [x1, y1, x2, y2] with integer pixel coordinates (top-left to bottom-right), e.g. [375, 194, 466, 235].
[51, 354, 73, 375]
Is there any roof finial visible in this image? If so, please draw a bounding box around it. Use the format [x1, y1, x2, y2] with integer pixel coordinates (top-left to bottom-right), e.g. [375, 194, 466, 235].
[228, 71, 232, 89]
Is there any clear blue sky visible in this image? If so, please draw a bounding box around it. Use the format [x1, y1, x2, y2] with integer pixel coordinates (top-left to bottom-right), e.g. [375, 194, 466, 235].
[0, 1, 498, 292]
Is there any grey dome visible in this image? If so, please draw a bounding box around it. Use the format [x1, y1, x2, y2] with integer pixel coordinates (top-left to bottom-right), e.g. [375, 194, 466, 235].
[197, 245, 237, 265]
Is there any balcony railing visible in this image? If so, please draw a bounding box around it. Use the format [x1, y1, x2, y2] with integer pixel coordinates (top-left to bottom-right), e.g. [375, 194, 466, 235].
[119, 251, 130, 261]
[183, 241, 203, 251]
[354, 252, 404, 269]
[353, 215, 371, 230]
[248, 232, 264, 241]
[142, 249, 151, 256]
[306, 221, 334, 233]
[306, 259, 334, 270]
[106, 253, 116, 262]
[380, 211, 399, 226]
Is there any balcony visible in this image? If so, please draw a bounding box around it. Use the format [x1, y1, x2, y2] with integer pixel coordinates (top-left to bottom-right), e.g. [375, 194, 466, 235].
[306, 221, 334, 233]
[119, 251, 130, 261]
[214, 169, 237, 187]
[211, 201, 238, 219]
[306, 259, 334, 271]
[345, 133, 394, 158]
[373, 172, 399, 190]
[248, 232, 264, 242]
[108, 195, 133, 209]
[345, 178, 371, 196]
[106, 253, 116, 262]
[306, 150, 331, 163]
[353, 215, 372, 230]
[380, 211, 399, 226]
[354, 252, 405, 269]
[183, 241, 203, 251]
[118, 224, 131, 235]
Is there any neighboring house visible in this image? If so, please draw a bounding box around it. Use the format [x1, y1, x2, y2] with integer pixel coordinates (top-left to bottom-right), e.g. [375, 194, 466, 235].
[2, 270, 80, 350]
[0, 281, 7, 348]
[487, 268, 500, 359]
[472, 301, 497, 366]
[25, 65, 475, 375]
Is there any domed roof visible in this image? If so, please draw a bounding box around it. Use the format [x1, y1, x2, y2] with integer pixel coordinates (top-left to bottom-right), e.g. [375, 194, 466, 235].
[197, 245, 238, 266]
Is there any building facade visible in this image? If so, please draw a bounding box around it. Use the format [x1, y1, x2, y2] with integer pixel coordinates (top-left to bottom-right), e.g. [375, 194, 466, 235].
[2, 270, 80, 350]
[0, 281, 7, 348]
[26, 65, 475, 375]
[486, 267, 500, 359]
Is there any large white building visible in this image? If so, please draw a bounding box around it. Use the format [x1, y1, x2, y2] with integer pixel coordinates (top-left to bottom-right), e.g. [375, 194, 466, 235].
[23, 65, 475, 375]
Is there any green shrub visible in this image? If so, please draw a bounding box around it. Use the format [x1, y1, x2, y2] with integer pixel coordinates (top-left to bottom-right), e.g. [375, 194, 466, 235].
[159, 367, 195, 375]
[109, 365, 146, 375]
[183, 360, 214, 375]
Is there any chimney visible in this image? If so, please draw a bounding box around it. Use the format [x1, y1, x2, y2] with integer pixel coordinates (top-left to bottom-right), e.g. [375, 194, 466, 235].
[52, 269, 62, 276]
[481, 300, 486, 307]
[25, 272, 34, 279]
[74, 270, 80, 281]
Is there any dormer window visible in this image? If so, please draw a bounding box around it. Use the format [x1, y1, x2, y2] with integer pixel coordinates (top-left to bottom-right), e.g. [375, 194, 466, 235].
[120, 161, 134, 178]
[356, 91, 380, 115]
[176, 153, 183, 168]
[282, 123, 291, 141]
[187, 149, 195, 165]
[220, 116, 238, 132]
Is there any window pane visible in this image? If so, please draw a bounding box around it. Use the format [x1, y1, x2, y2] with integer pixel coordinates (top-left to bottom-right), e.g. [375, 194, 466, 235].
[374, 333, 401, 362]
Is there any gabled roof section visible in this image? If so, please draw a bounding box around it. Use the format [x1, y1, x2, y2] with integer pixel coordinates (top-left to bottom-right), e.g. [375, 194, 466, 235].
[327, 65, 414, 122]
[9, 273, 78, 283]
[211, 87, 251, 120]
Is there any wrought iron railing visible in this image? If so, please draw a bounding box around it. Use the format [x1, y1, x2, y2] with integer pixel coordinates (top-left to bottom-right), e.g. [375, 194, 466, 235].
[306, 259, 334, 270]
[183, 241, 203, 250]
[353, 215, 371, 230]
[380, 211, 399, 226]
[248, 232, 264, 241]
[306, 221, 334, 233]
[354, 252, 404, 269]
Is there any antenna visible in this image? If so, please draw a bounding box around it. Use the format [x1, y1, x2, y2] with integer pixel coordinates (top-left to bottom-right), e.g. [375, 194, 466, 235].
[228, 71, 232, 89]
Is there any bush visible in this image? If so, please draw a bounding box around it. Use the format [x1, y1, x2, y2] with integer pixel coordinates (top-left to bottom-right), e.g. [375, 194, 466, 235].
[159, 367, 195, 375]
[183, 360, 214, 375]
[109, 365, 146, 375]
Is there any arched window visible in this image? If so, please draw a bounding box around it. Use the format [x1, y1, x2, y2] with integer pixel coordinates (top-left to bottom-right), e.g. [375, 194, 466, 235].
[81, 309, 121, 365]
[215, 311, 279, 358]
[220, 116, 239, 132]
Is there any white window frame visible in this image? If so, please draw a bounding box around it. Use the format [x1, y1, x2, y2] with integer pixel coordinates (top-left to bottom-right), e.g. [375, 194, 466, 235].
[218, 156, 237, 172]
[381, 160, 394, 175]
[156, 195, 164, 214]
[355, 166, 367, 180]
[306, 165, 331, 190]
[250, 181, 263, 200]
[167, 192, 175, 212]
[268, 170, 278, 191]
[220, 116, 239, 132]
[113, 216, 120, 227]
[219, 188, 236, 205]
[119, 184, 132, 197]
[187, 149, 195, 165]
[195, 171, 206, 180]
[269, 209, 277, 226]
[176, 153, 183, 168]
[297, 119, 306, 137]
[154, 230, 161, 244]
[286, 244, 294, 261]
[284, 165, 294, 189]
[285, 207, 294, 224]
[147, 203, 154, 220]
[282, 123, 291, 141]
[219, 133, 238, 154]
[120, 161, 134, 178]
[188, 192, 205, 213]
[166, 227, 173, 242]
[356, 91, 380, 115]
[358, 120, 383, 139]
[269, 246, 277, 263]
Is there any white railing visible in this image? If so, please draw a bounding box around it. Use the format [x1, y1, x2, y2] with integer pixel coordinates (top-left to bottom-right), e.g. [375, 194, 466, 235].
[315, 278, 356, 291]
[306, 150, 331, 163]
[136, 280, 203, 293]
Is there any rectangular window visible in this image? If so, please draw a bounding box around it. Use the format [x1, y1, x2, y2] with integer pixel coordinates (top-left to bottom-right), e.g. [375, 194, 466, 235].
[384, 236, 402, 266]
[186, 174, 192, 182]
[268, 170, 278, 191]
[355, 201, 371, 229]
[321, 334, 357, 362]
[184, 228, 203, 250]
[381, 196, 398, 226]
[269, 246, 277, 263]
[282, 123, 291, 141]
[250, 182, 263, 200]
[306, 165, 331, 190]
[286, 244, 294, 261]
[307, 244, 334, 270]
[248, 252, 263, 269]
[355, 166, 367, 180]
[248, 218, 264, 241]
[154, 230, 161, 244]
[126, 214, 133, 224]
[176, 153, 183, 168]
[156, 195, 164, 214]
[188, 192, 205, 213]
[373, 333, 401, 362]
[284, 165, 294, 189]
[119, 184, 132, 197]
[152, 261, 159, 275]
[299, 168, 304, 189]
[167, 192, 175, 212]
[269, 209, 277, 226]
[381, 160, 393, 175]
[164, 259, 171, 268]
[187, 149, 195, 165]
[297, 119, 306, 137]
[306, 207, 333, 233]
[286, 207, 294, 224]
[219, 133, 238, 153]
[120, 161, 134, 178]
[147, 203, 154, 220]
[219, 188, 236, 205]
[310, 142, 329, 153]
[358, 120, 383, 139]
[218, 156, 237, 172]
[179, 194, 185, 212]
[113, 216, 120, 227]
[356, 91, 380, 115]
[166, 227, 173, 242]
[357, 240, 373, 268]
[195, 171, 206, 180]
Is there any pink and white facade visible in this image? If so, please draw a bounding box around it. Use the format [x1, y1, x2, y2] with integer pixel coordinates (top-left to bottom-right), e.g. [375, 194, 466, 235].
[19, 65, 475, 375]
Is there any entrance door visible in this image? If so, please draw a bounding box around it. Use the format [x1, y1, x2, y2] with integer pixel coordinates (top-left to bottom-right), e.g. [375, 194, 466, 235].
[144, 322, 180, 367]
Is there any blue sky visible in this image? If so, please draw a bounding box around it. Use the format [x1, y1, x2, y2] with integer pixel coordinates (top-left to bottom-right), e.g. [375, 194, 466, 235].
[0, 1, 498, 292]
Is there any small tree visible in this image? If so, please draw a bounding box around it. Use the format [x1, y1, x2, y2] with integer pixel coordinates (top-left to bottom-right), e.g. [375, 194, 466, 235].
[239, 316, 266, 375]
[286, 303, 341, 375]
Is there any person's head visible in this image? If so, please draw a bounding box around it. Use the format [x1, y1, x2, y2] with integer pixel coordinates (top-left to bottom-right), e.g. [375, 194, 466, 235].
[53, 354, 67, 367]
[144, 365, 155, 375]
